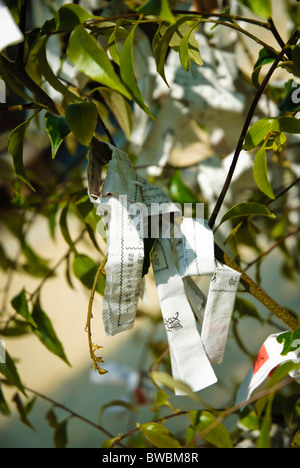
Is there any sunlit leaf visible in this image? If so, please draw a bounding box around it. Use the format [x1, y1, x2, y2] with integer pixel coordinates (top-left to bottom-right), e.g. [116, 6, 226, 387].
[139, 422, 182, 448]
[55, 4, 93, 32]
[252, 48, 277, 88]
[137, 0, 174, 23]
[94, 87, 133, 139]
[238, 0, 272, 18]
[253, 143, 275, 199]
[119, 21, 154, 119]
[276, 328, 300, 356]
[169, 170, 200, 204]
[217, 202, 276, 229]
[154, 16, 193, 85]
[190, 410, 233, 448]
[67, 25, 131, 100]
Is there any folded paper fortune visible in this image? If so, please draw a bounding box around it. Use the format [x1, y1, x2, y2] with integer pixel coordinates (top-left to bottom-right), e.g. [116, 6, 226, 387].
[88, 143, 241, 395]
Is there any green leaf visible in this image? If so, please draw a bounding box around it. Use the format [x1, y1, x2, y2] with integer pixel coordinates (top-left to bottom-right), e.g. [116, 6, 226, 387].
[73, 254, 106, 295]
[139, 422, 182, 448]
[154, 16, 192, 86]
[12, 393, 35, 431]
[119, 21, 154, 119]
[292, 44, 300, 74]
[107, 19, 123, 66]
[45, 113, 70, 159]
[31, 303, 71, 366]
[22, 243, 53, 278]
[253, 143, 275, 199]
[169, 170, 200, 204]
[95, 87, 133, 139]
[256, 394, 273, 448]
[59, 203, 78, 254]
[238, 0, 272, 18]
[217, 202, 276, 229]
[190, 410, 233, 448]
[0, 387, 11, 416]
[150, 371, 206, 405]
[46, 409, 69, 448]
[36, 38, 79, 104]
[11, 289, 37, 328]
[137, 0, 174, 23]
[102, 437, 122, 448]
[67, 25, 131, 100]
[179, 24, 203, 71]
[292, 430, 300, 448]
[276, 327, 300, 356]
[55, 3, 93, 32]
[244, 117, 300, 150]
[0, 351, 27, 396]
[239, 407, 260, 431]
[8, 117, 36, 191]
[252, 48, 277, 88]
[65, 101, 98, 146]
[0, 56, 38, 104]
[99, 400, 139, 423]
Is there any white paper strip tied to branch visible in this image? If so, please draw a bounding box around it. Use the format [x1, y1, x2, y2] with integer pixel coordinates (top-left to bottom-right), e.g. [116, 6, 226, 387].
[87, 142, 241, 393]
[151, 238, 217, 395]
[88, 144, 180, 336]
[236, 333, 300, 407]
[0, 0, 24, 53]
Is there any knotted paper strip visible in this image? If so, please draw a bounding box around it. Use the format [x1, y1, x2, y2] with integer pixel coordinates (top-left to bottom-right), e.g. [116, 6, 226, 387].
[88, 147, 145, 336]
[151, 238, 217, 395]
[88, 142, 241, 393]
[236, 333, 300, 407]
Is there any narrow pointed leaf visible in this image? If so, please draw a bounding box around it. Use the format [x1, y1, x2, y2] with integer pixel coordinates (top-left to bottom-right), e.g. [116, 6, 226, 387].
[45, 113, 70, 159]
[73, 254, 106, 295]
[31, 303, 71, 366]
[218, 202, 276, 228]
[11, 289, 37, 328]
[119, 21, 154, 119]
[253, 144, 275, 199]
[0, 351, 27, 396]
[36, 38, 79, 103]
[67, 25, 131, 100]
[55, 4, 94, 31]
[8, 118, 36, 191]
[65, 101, 98, 146]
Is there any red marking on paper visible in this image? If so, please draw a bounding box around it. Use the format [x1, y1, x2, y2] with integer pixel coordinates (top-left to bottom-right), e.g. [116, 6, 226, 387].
[253, 344, 269, 374]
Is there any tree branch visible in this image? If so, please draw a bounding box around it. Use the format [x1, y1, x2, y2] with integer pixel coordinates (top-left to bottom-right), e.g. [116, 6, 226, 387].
[208, 29, 299, 230]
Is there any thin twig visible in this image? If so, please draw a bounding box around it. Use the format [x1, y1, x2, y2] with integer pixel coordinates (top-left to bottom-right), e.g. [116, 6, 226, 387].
[23, 386, 125, 444]
[245, 227, 300, 271]
[208, 29, 299, 230]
